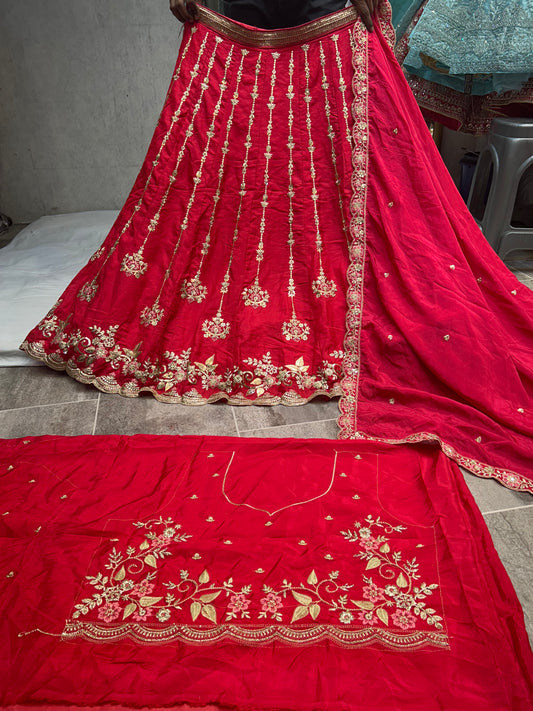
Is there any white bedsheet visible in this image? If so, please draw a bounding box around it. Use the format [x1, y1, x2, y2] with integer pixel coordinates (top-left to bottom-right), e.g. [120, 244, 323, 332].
[0, 211, 118, 366]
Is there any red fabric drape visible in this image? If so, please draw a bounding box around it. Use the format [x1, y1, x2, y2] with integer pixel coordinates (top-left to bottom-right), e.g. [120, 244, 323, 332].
[339, 4, 533, 494]
[1, 434, 532, 709]
[20, 4, 533, 492]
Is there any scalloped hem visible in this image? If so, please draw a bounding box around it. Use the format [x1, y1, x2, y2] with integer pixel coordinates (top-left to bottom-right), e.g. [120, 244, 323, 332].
[20, 341, 342, 407]
[338, 425, 533, 495]
[61, 620, 448, 650]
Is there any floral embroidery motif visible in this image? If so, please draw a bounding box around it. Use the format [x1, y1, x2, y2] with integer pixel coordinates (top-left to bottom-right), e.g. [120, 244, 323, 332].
[90, 246, 105, 262]
[242, 283, 270, 309]
[312, 272, 338, 298]
[68, 513, 446, 649]
[282, 317, 311, 342]
[34, 311, 342, 400]
[340, 514, 444, 630]
[301, 43, 338, 302]
[181, 276, 208, 303]
[77, 281, 98, 302]
[121, 251, 148, 279]
[202, 314, 231, 340]
[140, 303, 164, 327]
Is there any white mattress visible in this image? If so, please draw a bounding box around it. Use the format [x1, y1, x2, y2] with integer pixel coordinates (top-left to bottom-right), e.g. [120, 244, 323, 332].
[0, 211, 118, 366]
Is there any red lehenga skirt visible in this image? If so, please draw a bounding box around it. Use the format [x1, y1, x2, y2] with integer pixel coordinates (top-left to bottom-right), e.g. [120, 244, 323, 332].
[22, 7, 359, 406]
[21, 4, 533, 493]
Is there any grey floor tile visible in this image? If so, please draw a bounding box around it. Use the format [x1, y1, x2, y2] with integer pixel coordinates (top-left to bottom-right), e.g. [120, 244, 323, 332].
[240, 419, 339, 439]
[94, 394, 238, 436]
[516, 274, 533, 289]
[0, 366, 97, 411]
[0, 400, 97, 437]
[506, 256, 533, 272]
[461, 468, 533, 515]
[233, 397, 340, 433]
[484, 507, 533, 640]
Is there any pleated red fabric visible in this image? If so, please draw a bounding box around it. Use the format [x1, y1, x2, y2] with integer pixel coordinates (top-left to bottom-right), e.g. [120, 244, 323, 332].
[20, 4, 533, 493]
[1, 434, 532, 709]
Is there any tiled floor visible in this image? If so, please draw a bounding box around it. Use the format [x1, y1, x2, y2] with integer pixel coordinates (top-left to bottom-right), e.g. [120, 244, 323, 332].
[1, 248, 532, 644]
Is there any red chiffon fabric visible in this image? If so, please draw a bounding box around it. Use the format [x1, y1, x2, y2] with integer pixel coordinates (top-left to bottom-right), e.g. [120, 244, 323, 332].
[1, 434, 532, 709]
[339, 4, 533, 494]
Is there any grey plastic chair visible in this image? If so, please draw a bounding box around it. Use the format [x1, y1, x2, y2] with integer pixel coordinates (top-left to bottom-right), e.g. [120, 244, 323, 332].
[467, 118, 533, 260]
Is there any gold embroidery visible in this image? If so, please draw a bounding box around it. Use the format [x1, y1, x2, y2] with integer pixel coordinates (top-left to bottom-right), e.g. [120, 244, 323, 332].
[243, 52, 280, 309]
[331, 33, 353, 151]
[120, 251, 148, 279]
[65, 512, 448, 649]
[281, 50, 310, 342]
[181, 49, 248, 304]
[302, 44, 337, 300]
[141, 37, 229, 327]
[62, 620, 448, 648]
[197, 5, 359, 49]
[202, 52, 262, 339]
[222, 451, 337, 516]
[91, 30, 207, 287]
[140, 303, 164, 327]
[338, 17, 369, 440]
[27, 308, 342, 402]
[319, 41, 349, 247]
[77, 281, 98, 303]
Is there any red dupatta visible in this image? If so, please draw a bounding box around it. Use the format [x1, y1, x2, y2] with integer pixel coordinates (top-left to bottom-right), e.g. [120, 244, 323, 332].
[340, 3, 533, 494]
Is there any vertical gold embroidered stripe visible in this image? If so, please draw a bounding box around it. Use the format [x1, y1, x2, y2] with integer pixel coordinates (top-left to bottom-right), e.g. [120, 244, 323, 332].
[202, 52, 263, 341]
[181, 49, 248, 305]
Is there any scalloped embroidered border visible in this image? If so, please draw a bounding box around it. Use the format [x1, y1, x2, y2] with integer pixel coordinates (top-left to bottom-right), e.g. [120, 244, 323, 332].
[62, 621, 449, 650]
[21, 339, 342, 406]
[338, 5, 369, 440]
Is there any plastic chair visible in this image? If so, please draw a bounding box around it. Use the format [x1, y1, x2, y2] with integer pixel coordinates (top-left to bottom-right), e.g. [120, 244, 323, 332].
[467, 118, 533, 260]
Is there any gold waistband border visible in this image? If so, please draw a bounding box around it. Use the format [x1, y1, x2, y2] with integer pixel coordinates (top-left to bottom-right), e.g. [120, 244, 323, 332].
[197, 5, 359, 48]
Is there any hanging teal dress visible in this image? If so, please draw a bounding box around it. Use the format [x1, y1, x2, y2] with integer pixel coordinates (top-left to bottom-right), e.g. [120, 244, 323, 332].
[402, 0, 532, 96]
